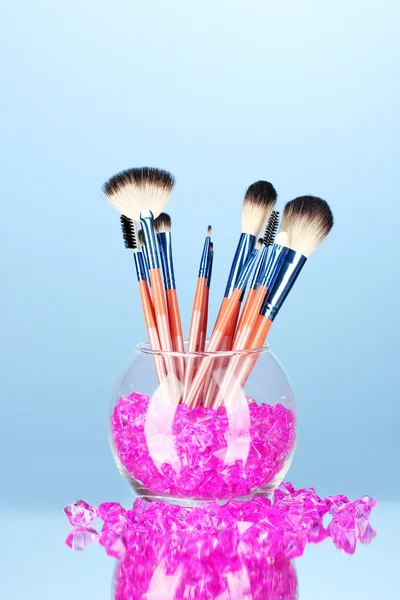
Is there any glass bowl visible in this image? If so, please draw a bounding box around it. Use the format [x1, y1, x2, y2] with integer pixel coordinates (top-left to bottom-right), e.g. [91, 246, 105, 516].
[110, 342, 296, 505]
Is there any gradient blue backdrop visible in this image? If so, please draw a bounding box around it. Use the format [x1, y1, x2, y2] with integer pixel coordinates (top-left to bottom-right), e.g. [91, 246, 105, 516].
[1, 0, 399, 516]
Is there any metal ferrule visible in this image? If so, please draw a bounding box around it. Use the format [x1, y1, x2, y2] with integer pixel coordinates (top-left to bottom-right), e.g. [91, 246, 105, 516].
[140, 211, 160, 270]
[133, 251, 147, 282]
[224, 233, 256, 297]
[236, 244, 267, 291]
[198, 236, 211, 278]
[157, 231, 176, 290]
[250, 246, 269, 290]
[206, 249, 214, 288]
[261, 249, 307, 320]
[260, 244, 287, 289]
[141, 242, 151, 285]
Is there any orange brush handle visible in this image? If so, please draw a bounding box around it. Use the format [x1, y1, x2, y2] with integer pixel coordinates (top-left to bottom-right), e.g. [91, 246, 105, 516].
[184, 288, 242, 408]
[182, 277, 207, 401]
[199, 285, 210, 353]
[166, 289, 184, 353]
[149, 268, 173, 352]
[212, 313, 272, 409]
[233, 288, 256, 347]
[138, 280, 166, 383]
[232, 284, 268, 351]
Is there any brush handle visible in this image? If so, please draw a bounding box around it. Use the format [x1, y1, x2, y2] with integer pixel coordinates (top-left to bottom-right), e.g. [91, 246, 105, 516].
[184, 288, 242, 408]
[199, 284, 210, 353]
[137, 279, 166, 383]
[212, 314, 272, 409]
[202, 299, 241, 407]
[182, 277, 207, 401]
[166, 289, 184, 353]
[231, 284, 268, 351]
[166, 288, 185, 380]
[232, 288, 256, 347]
[149, 268, 173, 352]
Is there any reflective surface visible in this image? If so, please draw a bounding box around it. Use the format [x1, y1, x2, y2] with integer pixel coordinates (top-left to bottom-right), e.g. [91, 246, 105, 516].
[1, 501, 398, 598]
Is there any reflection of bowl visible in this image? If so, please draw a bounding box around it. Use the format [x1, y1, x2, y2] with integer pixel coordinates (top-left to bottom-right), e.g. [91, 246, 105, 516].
[113, 530, 298, 600]
[110, 343, 296, 504]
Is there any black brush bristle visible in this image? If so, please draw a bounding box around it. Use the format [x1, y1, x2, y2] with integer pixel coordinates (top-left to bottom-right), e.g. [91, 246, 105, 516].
[263, 210, 280, 246]
[103, 167, 175, 196]
[244, 181, 277, 207]
[154, 212, 172, 234]
[120, 215, 137, 250]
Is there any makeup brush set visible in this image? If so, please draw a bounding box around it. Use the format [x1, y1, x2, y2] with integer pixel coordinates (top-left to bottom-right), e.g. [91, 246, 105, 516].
[104, 166, 333, 409]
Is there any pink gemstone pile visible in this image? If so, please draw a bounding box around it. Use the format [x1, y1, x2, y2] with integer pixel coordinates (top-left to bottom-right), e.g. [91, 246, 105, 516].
[114, 529, 298, 600]
[111, 392, 296, 499]
[64, 482, 377, 560]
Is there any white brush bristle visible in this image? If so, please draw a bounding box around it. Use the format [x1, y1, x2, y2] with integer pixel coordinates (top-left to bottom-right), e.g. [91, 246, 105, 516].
[103, 167, 175, 221]
[280, 196, 333, 258]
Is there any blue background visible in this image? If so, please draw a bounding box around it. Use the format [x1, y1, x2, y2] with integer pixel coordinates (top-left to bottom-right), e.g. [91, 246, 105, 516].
[1, 0, 399, 518]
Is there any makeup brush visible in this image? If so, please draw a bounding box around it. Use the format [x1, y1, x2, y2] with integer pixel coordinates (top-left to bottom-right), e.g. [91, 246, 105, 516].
[185, 239, 267, 408]
[214, 181, 278, 342]
[119, 215, 166, 382]
[200, 241, 214, 352]
[232, 210, 280, 350]
[182, 227, 211, 400]
[154, 213, 184, 356]
[103, 168, 175, 357]
[213, 196, 334, 408]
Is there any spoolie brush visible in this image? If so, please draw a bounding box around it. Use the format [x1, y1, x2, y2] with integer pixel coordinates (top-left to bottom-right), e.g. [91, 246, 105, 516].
[154, 213, 184, 358]
[213, 196, 334, 409]
[232, 210, 280, 349]
[119, 215, 166, 382]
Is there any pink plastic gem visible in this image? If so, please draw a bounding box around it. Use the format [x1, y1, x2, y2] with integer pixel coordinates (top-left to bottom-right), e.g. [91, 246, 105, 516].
[64, 500, 99, 527]
[111, 393, 296, 500]
[65, 527, 99, 550]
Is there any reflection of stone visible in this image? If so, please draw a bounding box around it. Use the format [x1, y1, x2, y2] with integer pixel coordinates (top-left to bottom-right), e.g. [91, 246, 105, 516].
[113, 530, 298, 600]
[111, 392, 296, 499]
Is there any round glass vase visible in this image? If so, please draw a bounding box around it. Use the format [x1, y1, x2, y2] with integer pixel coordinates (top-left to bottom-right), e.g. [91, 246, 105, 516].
[110, 342, 296, 505]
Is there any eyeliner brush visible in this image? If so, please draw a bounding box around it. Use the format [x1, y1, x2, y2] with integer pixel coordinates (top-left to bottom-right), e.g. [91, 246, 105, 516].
[200, 241, 214, 353]
[182, 227, 211, 400]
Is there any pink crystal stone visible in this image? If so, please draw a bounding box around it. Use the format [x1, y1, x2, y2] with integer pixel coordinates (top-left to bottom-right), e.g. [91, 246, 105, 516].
[64, 500, 99, 527]
[111, 392, 296, 500]
[65, 527, 99, 551]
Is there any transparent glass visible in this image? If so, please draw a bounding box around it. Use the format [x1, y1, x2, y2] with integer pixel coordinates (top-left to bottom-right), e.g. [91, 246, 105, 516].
[110, 342, 296, 505]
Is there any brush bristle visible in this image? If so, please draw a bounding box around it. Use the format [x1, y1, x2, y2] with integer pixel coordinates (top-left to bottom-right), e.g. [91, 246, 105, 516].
[263, 210, 280, 246]
[154, 212, 171, 234]
[207, 225, 212, 236]
[280, 196, 333, 257]
[138, 229, 145, 246]
[103, 167, 175, 221]
[120, 215, 138, 250]
[242, 181, 277, 236]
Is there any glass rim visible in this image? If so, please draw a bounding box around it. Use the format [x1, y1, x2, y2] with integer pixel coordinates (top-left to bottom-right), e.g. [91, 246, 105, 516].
[136, 340, 270, 358]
